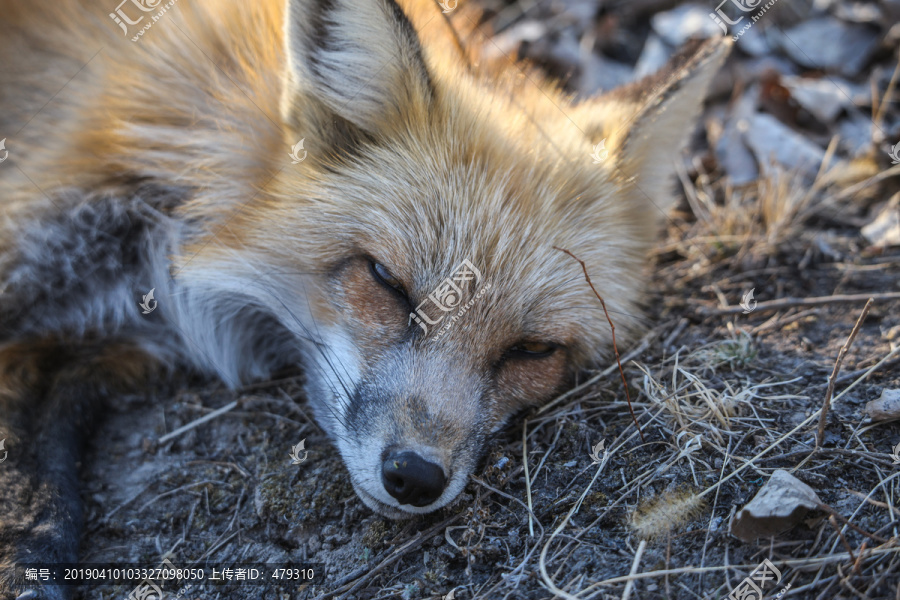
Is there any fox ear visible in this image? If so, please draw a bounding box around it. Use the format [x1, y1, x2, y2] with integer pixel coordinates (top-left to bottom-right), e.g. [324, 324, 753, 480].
[590, 37, 731, 214]
[282, 0, 432, 133]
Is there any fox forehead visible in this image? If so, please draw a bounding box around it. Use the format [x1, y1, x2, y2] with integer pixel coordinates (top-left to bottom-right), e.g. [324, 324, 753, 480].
[253, 202, 637, 371]
[234, 121, 648, 369]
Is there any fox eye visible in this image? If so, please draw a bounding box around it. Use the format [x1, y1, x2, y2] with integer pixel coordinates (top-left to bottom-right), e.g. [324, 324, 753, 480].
[507, 342, 557, 359]
[370, 261, 407, 295]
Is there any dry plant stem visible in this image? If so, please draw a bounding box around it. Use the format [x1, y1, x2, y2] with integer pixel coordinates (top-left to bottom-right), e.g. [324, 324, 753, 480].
[157, 400, 240, 444]
[581, 548, 899, 590]
[817, 299, 872, 448]
[700, 292, 899, 317]
[538, 445, 613, 600]
[873, 56, 900, 129]
[832, 163, 900, 202]
[845, 490, 900, 518]
[828, 515, 856, 562]
[703, 341, 895, 501]
[701, 410, 822, 499]
[523, 419, 535, 537]
[537, 337, 650, 415]
[318, 513, 463, 600]
[852, 541, 868, 575]
[621, 540, 647, 600]
[830, 346, 900, 406]
[819, 502, 889, 544]
[553, 246, 644, 442]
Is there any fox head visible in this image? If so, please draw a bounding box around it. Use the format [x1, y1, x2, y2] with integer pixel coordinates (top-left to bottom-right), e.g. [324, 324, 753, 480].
[180, 0, 731, 517]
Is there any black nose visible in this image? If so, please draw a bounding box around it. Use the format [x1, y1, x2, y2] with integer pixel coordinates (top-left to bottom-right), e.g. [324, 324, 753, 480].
[381, 451, 447, 507]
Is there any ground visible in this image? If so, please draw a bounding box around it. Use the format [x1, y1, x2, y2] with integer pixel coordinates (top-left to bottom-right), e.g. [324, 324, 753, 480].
[72, 1, 900, 599]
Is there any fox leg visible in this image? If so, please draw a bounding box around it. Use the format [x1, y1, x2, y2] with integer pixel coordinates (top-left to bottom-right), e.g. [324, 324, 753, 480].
[0, 339, 159, 600]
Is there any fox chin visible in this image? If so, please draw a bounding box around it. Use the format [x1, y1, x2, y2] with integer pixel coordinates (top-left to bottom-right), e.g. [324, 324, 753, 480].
[0, 0, 730, 590]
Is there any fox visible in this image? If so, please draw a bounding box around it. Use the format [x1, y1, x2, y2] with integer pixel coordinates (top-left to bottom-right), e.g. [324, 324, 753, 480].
[0, 0, 730, 595]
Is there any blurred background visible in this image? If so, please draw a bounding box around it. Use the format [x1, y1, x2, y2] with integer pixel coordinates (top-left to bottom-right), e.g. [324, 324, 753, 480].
[449, 0, 900, 256]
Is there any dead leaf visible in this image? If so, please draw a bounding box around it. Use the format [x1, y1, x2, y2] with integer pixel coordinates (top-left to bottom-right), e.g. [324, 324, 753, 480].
[730, 470, 821, 542]
[865, 389, 900, 422]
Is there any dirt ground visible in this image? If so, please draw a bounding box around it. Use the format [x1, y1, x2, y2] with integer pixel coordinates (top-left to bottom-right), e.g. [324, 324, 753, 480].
[69, 1, 900, 599]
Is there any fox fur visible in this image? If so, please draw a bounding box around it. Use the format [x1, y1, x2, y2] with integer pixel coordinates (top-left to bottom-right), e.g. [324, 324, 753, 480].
[0, 0, 730, 595]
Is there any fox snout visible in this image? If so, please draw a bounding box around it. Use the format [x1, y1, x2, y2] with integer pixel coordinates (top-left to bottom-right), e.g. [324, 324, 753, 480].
[303, 338, 495, 518]
[344, 422, 478, 518]
[381, 449, 447, 507]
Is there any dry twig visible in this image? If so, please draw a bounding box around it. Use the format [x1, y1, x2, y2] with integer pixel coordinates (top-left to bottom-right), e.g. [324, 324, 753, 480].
[554, 246, 644, 441]
[699, 292, 898, 317]
[817, 299, 872, 448]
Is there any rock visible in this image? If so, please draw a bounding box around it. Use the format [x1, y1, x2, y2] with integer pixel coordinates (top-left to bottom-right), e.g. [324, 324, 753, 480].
[835, 2, 883, 23]
[633, 34, 671, 79]
[717, 119, 760, 185]
[780, 76, 861, 123]
[481, 20, 546, 62]
[865, 388, 900, 422]
[651, 4, 722, 47]
[731, 470, 821, 542]
[715, 89, 761, 185]
[737, 55, 800, 83]
[838, 114, 875, 156]
[733, 22, 774, 57]
[743, 113, 826, 177]
[861, 195, 900, 248]
[777, 17, 880, 77]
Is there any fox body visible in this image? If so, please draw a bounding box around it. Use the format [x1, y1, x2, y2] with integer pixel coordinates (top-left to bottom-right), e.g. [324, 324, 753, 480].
[0, 0, 729, 592]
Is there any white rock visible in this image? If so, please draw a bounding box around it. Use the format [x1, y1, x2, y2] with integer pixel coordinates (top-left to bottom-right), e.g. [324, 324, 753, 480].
[651, 4, 723, 47]
[838, 114, 874, 156]
[861, 195, 900, 248]
[633, 34, 671, 79]
[781, 76, 859, 123]
[743, 113, 826, 177]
